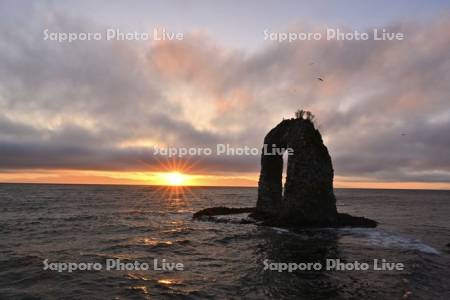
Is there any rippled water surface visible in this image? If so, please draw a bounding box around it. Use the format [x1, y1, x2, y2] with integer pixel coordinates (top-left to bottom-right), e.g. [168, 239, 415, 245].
[0, 184, 449, 299]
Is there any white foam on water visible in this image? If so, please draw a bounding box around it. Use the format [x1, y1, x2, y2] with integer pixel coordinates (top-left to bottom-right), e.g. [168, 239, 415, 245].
[267, 226, 440, 255]
[269, 227, 290, 234]
[338, 228, 440, 255]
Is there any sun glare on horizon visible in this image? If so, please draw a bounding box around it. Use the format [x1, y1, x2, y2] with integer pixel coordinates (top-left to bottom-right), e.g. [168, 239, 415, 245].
[162, 172, 187, 186]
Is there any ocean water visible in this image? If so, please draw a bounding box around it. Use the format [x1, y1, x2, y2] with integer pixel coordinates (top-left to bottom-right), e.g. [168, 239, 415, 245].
[0, 184, 449, 299]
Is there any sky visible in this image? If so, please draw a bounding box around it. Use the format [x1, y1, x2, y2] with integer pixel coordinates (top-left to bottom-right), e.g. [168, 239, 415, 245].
[0, 0, 450, 188]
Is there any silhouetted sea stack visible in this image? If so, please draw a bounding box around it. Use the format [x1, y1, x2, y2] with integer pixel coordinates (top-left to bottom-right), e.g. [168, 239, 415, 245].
[255, 116, 337, 225]
[194, 110, 377, 228]
[251, 110, 376, 227]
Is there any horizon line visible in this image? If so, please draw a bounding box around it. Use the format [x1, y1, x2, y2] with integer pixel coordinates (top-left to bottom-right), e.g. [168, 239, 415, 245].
[1, 181, 449, 192]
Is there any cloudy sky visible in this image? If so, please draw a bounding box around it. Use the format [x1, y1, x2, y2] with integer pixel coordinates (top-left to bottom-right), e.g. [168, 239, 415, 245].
[1, 0, 450, 188]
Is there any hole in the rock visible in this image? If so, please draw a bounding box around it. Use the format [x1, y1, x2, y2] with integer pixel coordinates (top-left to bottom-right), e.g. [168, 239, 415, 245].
[282, 150, 288, 197]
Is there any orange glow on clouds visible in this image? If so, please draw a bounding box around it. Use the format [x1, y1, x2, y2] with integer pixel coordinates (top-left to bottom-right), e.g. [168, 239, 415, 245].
[0, 157, 448, 190]
[0, 169, 450, 190]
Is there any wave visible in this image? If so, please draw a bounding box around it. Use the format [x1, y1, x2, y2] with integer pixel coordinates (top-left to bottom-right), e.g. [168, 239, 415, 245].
[338, 228, 440, 255]
[267, 226, 440, 255]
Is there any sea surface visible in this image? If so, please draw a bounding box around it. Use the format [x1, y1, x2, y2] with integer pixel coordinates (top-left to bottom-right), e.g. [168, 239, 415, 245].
[0, 183, 449, 299]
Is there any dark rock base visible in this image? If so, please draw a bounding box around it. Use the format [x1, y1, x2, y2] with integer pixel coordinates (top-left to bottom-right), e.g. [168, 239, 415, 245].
[193, 206, 377, 228]
[193, 206, 256, 219]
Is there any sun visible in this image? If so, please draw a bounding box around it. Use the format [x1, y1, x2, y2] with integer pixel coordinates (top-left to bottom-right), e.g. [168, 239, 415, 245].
[163, 172, 187, 186]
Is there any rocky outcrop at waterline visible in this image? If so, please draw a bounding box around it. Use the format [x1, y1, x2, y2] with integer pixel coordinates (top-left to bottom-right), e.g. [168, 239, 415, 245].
[193, 207, 255, 219]
[193, 207, 257, 224]
[193, 110, 377, 228]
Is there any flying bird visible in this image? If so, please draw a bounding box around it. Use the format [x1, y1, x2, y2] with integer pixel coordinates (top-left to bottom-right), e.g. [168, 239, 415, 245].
[401, 133, 407, 136]
[317, 77, 324, 82]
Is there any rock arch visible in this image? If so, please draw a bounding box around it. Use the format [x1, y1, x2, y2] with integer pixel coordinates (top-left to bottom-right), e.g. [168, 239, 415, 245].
[194, 112, 377, 228]
[256, 117, 338, 225]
